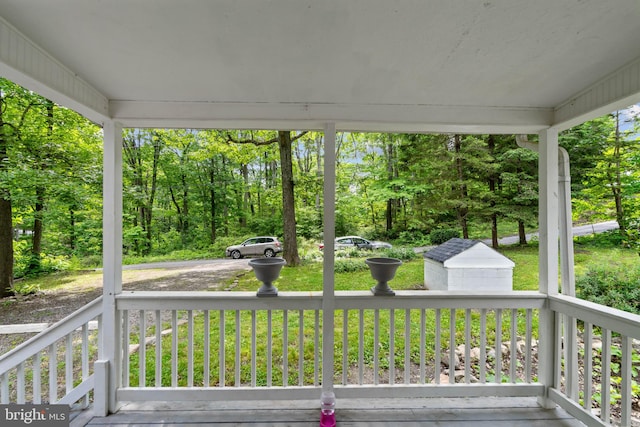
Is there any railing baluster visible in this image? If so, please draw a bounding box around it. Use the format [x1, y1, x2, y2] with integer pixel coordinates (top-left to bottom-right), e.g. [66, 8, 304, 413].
[283, 310, 288, 387]
[1, 372, 8, 403]
[435, 308, 441, 384]
[583, 321, 593, 412]
[203, 310, 210, 387]
[139, 310, 146, 387]
[251, 310, 257, 388]
[480, 309, 487, 383]
[33, 352, 41, 404]
[66, 333, 73, 394]
[359, 309, 364, 385]
[17, 362, 25, 403]
[235, 310, 240, 387]
[82, 323, 89, 407]
[465, 309, 471, 383]
[495, 308, 502, 384]
[298, 309, 304, 386]
[219, 309, 225, 387]
[49, 342, 56, 403]
[374, 309, 379, 385]
[314, 309, 319, 387]
[620, 335, 632, 426]
[554, 311, 563, 389]
[420, 309, 426, 384]
[171, 310, 178, 387]
[122, 309, 130, 387]
[267, 310, 272, 387]
[389, 308, 395, 385]
[601, 328, 611, 423]
[342, 309, 348, 385]
[525, 309, 532, 383]
[449, 309, 456, 384]
[404, 309, 410, 384]
[566, 313, 578, 400]
[510, 309, 517, 383]
[155, 310, 161, 387]
[188, 310, 194, 387]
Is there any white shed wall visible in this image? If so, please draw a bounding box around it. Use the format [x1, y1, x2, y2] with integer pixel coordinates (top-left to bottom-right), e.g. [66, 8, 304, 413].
[424, 259, 449, 290]
[424, 243, 514, 291]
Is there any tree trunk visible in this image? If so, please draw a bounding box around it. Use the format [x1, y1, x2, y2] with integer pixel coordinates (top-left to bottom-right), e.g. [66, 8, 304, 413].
[518, 220, 527, 245]
[209, 157, 217, 243]
[279, 131, 300, 266]
[240, 163, 249, 227]
[28, 101, 53, 273]
[488, 135, 499, 249]
[454, 135, 469, 239]
[386, 142, 394, 232]
[612, 112, 626, 234]
[0, 95, 13, 297]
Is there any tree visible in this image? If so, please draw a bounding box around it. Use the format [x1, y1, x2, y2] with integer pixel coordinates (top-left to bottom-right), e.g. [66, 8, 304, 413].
[123, 129, 162, 255]
[226, 130, 308, 266]
[0, 79, 40, 296]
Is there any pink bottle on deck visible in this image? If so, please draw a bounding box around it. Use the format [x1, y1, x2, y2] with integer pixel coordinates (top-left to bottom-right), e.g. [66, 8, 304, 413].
[320, 391, 336, 427]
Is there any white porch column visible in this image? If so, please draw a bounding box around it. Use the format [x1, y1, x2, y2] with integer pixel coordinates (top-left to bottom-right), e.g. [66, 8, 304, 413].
[537, 127, 558, 408]
[322, 123, 336, 395]
[101, 120, 123, 414]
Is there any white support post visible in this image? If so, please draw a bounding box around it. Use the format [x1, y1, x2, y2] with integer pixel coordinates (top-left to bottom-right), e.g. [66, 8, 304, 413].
[322, 123, 336, 396]
[101, 121, 123, 414]
[537, 127, 559, 408]
[558, 147, 578, 400]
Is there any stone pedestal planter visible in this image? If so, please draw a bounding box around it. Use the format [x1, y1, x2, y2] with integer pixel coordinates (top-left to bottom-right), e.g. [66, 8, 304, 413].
[249, 257, 286, 297]
[365, 257, 402, 296]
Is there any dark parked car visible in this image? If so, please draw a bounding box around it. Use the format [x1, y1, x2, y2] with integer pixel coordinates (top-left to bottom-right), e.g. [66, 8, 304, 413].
[225, 236, 283, 259]
[319, 235, 392, 251]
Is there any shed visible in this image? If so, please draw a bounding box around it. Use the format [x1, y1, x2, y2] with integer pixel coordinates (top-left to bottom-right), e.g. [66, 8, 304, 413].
[423, 238, 515, 291]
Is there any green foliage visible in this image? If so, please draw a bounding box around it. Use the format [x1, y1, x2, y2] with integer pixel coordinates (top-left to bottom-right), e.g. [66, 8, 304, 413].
[576, 265, 640, 314]
[574, 230, 623, 248]
[379, 247, 418, 261]
[429, 229, 460, 245]
[11, 281, 41, 296]
[334, 259, 369, 273]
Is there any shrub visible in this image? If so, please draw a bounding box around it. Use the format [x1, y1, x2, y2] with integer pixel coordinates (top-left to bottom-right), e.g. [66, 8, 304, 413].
[429, 229, 460, 245]
[576, 265, 640, 315]
[380, 247, 418, 261]
[334, 259, 369, 273]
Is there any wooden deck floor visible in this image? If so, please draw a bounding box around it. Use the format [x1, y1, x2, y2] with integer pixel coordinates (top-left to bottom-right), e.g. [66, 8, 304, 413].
[71, 397, 585, 427]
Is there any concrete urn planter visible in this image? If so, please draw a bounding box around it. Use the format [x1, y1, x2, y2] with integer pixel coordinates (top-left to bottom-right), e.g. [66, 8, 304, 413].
[249, 257, 286, 297]
[365, 257, 402, 296]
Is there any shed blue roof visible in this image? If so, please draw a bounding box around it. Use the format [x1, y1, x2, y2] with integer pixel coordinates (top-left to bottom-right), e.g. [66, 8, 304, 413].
[423, 238, 480, 263]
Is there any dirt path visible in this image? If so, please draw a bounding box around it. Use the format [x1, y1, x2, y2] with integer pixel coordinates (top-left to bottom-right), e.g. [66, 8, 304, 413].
[0, 260, 251, 354]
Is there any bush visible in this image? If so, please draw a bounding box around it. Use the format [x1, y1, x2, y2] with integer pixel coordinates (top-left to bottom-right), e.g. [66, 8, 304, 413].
[334, 259, 369, 273]
[429, 229, 460, 245]
[380, 247, 418, 261]
[576, 265, 640, 315]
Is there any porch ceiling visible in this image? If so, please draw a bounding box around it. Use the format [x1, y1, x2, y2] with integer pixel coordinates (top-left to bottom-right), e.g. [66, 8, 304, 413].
[1, 0, 640, 132]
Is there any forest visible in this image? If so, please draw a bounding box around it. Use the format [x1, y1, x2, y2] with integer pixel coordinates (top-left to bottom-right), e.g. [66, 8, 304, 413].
[1, 77, 639, 297]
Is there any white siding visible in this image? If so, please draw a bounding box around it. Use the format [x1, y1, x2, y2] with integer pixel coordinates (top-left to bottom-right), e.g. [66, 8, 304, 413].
[424, 242, 514, 291]
[424, 259, 448, 290]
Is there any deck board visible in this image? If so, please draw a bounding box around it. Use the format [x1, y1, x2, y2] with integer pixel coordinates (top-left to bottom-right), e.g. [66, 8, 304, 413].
[75, 397, 585, 427]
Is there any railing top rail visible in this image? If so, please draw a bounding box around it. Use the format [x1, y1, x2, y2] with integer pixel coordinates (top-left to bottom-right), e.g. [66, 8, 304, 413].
[0, 296, 103, 374]
[549, 294, 640, 339]
[116, 290, 546, 311]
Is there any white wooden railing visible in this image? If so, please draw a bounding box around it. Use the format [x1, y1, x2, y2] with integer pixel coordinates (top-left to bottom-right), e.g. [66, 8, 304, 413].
[114, 291, 546, 402]
[1, 291, 637, 427]
[549, 294, 640, 427]
[0, 297, 102, 407]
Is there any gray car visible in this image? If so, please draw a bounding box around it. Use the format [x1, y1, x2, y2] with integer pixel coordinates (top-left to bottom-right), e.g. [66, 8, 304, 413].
[319, 235, 392, 251]
[225, 236, 283, 259]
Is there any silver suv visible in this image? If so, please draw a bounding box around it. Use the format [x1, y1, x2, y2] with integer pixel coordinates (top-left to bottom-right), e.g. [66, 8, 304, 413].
[225, 236, 283, 259]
